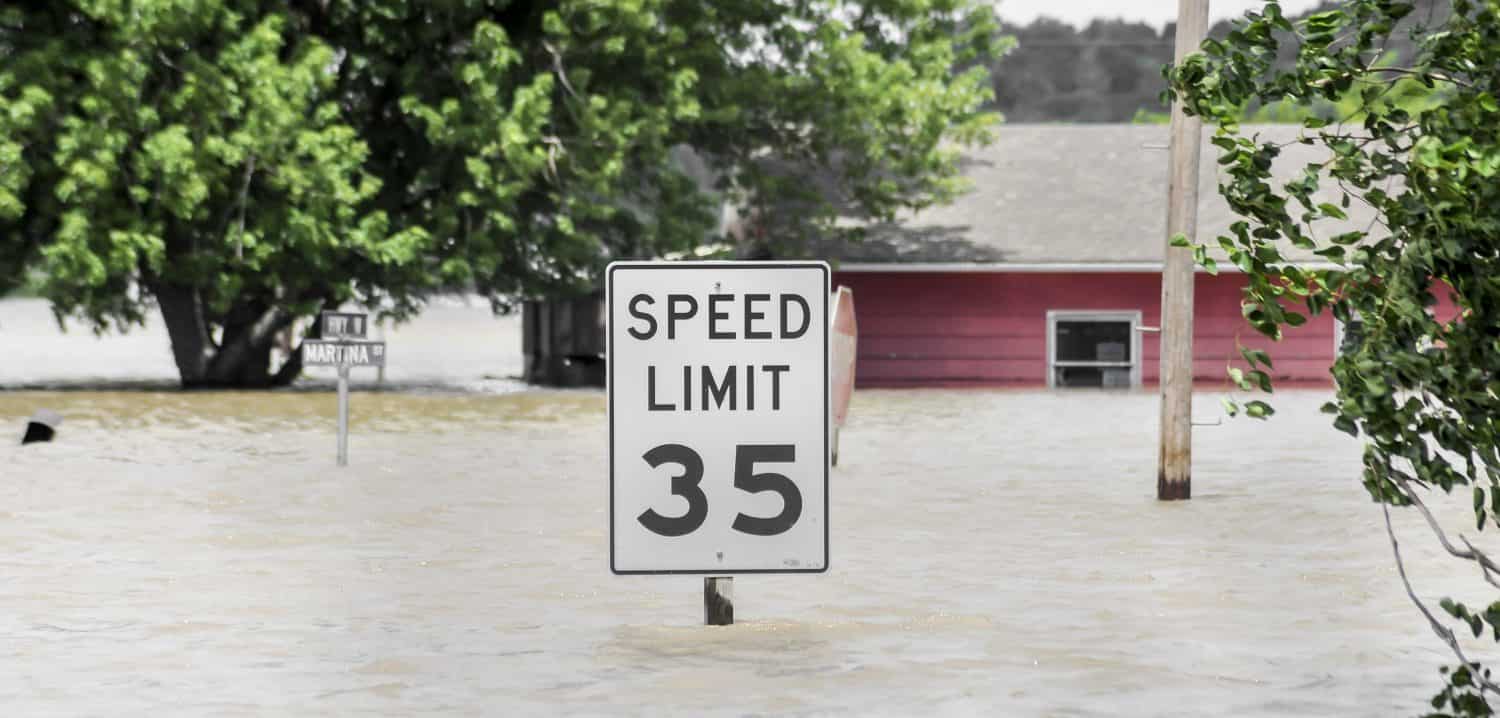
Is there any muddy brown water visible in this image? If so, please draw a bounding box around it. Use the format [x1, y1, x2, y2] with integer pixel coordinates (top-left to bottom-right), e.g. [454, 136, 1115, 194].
[0, 297, 1492, 716]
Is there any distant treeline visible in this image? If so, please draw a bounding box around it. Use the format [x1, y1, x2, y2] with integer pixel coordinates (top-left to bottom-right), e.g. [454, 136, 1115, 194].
[988, 0, 1444, 122]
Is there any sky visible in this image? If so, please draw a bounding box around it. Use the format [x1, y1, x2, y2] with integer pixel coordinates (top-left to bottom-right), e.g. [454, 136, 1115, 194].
[992, 0, 1327, 30]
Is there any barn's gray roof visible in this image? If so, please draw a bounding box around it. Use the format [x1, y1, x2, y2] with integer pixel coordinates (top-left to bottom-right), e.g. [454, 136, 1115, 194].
[805, 123, 1377, 265]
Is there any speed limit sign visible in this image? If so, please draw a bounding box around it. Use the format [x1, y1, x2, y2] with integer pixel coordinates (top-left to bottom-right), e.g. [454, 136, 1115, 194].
[608, 261, 829, 574]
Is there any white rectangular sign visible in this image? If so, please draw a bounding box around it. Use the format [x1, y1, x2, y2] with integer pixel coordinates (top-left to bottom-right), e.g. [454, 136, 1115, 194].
[608, 261, 829, 574]
[303, 339, 387, 367]
[320, 311, 368, 339]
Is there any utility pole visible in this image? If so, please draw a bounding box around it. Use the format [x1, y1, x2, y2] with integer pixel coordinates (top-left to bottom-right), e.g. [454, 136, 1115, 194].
[1158, 0, 1208, 501]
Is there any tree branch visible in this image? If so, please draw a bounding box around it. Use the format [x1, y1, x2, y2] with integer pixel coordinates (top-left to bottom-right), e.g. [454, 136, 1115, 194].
[233, 156, 256, 260]
[1393, 474, 1500, 589]
[203, 304, 298, 383]
[542, 136, 564, 183]
[1365, 66, 1474, 89]
[271, 336, 305, 387]
[1384, 501, 1500, 695]
[543, 41, 581, 101]
[1461, 535, 1500, 591]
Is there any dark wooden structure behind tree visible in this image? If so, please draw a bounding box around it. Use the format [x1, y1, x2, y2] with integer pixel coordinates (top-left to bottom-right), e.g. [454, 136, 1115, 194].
[522, 294, 605, 387]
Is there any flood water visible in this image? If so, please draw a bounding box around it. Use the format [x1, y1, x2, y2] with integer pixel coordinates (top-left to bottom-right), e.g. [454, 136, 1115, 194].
[1, 297, 1493, 716]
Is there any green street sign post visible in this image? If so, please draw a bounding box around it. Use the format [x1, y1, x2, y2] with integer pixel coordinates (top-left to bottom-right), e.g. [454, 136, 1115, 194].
[305, 312, 387, 466]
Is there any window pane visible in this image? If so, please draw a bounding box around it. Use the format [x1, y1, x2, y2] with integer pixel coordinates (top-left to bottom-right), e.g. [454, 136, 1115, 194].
[1054, 365, 1134, 388]
[1055, 366, 1104, 387]
[1055, 320, 1132, 362]
[1101, 367, 1132, 387]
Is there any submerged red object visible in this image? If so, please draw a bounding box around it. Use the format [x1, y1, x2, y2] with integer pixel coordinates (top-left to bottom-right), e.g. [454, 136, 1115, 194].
[830, 286, 857, 465]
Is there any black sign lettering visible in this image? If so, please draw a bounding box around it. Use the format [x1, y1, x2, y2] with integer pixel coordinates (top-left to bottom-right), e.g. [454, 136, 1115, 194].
[667, 294, 698, 340]
[763, 364, 789, 410]
[622, 292, 818, 343]
[634, 442, 803, 538]
[701, 365, 736, 410]
[637, 444, 708, 537]
[648, 366, 674, 411]
[745, 363, 755, 410]
[744, 294, 772, 339]
[643, 364, 796, 413]
[628, 294, 657, 340]
[780, 295, 810, 339]
[731, 444, 801, 536]
[708, 294, 734, 339]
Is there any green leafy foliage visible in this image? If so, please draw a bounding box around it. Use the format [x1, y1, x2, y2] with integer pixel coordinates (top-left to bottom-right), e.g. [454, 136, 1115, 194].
[1431, 663, 1497, 717]
[1169, 1, 1500, 713]
[0, 0, 1002, 386]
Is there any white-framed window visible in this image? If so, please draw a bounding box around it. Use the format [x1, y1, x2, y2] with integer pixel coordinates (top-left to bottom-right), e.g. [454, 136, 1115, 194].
[1046, 310, 1143, 388]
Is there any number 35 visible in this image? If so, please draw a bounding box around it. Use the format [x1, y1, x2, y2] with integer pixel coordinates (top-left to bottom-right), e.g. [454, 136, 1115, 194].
[637, 444, 802, 537]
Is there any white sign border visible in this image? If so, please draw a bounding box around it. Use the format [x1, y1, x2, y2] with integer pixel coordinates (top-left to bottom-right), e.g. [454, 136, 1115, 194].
[607, 260, 831, 575]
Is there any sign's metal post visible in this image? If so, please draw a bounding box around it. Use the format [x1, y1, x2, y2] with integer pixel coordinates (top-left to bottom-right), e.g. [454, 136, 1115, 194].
[704, 577, 734, 626]
[336, 365, 350, 467]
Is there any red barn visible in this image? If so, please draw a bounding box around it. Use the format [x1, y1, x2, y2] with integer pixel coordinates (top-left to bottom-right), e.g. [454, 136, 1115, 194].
[806, 125, 1453, 389]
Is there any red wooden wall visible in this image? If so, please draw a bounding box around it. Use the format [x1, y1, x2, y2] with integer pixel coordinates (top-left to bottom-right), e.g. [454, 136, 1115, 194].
[831, 271, 1344, 388]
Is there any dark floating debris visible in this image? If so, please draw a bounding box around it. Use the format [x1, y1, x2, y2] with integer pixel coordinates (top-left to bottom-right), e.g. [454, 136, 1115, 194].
[21, 409, 61, 445]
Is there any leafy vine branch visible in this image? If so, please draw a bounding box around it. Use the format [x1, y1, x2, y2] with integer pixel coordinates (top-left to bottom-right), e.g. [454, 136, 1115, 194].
[1393, 472, 1500, 590]
[1385, 501, 1500, 695]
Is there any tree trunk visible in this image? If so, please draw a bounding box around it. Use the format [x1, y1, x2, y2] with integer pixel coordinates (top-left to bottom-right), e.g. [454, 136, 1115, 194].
[153, 281, 214, 385]
[154, 284, 303, 389]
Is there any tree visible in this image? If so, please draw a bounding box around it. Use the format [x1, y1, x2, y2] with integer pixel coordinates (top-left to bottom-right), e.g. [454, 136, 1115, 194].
[0, 1, 1001, 387]
[982, 1, 1448, 124]
[987, 17, 1175, 122]
[1168, 1, 1500, 714]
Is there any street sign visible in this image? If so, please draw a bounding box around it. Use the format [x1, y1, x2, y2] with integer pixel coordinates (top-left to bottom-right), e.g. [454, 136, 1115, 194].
[302, 340, 387, 367]
[608, 261, 829, 574]
[303, 311, 386, 467]
[320, 311, 368, 339]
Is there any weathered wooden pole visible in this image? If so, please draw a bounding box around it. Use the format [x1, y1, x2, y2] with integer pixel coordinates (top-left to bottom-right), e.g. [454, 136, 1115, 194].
[1158, 0, 1208, 501]
[704, 577, 733, 626]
